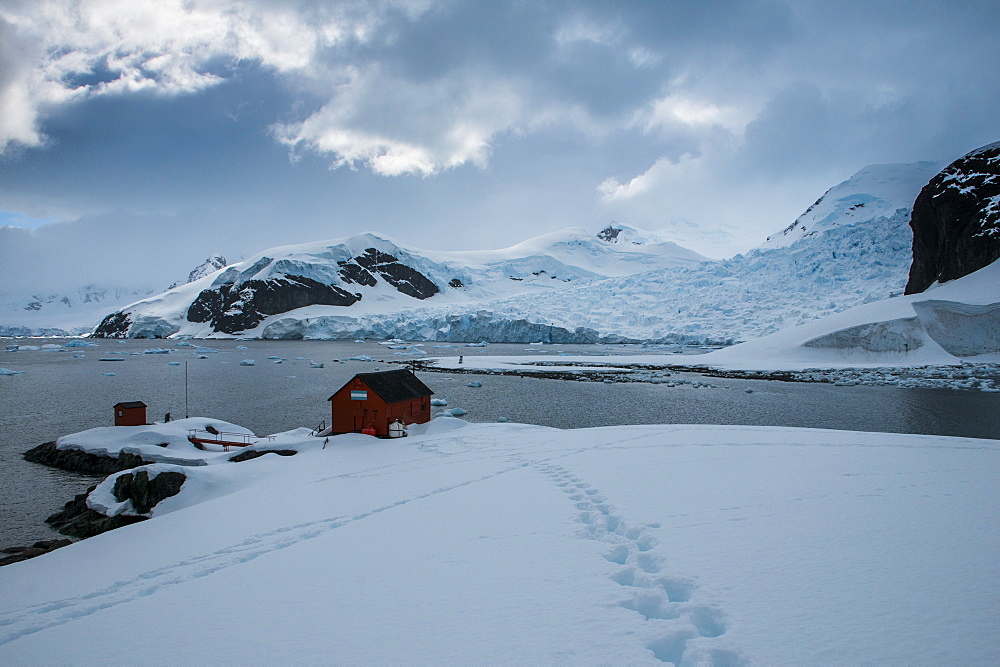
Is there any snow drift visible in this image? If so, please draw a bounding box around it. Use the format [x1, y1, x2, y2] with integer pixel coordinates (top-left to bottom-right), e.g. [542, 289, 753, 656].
[2, 418, 997, 664]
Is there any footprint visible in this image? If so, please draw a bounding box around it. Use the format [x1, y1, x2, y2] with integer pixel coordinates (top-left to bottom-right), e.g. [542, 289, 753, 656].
[688, 605, 728, 638]
[619, 590, 680, 621]
[604, 545, 630, 565]
[655, 577, 694, 603]
[647, 629, 697, 664]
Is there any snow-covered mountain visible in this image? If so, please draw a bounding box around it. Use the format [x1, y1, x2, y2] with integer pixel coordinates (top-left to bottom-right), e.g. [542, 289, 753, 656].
[0, 285, 158, 337]
[0, 255, 228, 337]
[92, 225, 710, 339]
[166, 254, 228, 290]
[86, 157, 942, 343]
[760, 161, 942, 249]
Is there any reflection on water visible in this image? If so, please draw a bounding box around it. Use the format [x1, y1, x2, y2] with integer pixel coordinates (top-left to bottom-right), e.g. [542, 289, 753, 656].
[2, 338, 998, 545]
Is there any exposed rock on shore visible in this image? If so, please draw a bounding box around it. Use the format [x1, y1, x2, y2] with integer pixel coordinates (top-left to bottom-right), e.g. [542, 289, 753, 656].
[0, 539, 74, 567]
[23, 441, 150, 475]
[45, 486, 148, 538]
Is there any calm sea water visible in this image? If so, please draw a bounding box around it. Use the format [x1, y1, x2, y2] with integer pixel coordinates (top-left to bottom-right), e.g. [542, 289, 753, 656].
[2, 338, 998, 546]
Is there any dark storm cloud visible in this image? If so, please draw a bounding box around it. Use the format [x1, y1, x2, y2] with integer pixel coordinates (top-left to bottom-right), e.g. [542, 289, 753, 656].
[0, 0, 998, 283]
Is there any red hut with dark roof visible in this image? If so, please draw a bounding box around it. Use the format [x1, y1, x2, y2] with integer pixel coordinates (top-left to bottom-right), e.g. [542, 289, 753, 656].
[114, 401, 147, 426]
[328, 369, 434, 437]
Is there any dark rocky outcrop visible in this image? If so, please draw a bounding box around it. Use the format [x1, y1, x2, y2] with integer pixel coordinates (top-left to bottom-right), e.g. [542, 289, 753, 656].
[343, 248, 440, 300]
[24, 441, 150, 475]
[905, 142, 1000, 294]
[187, 274, 361, 334]
[45, 486, 148, 538]
[229, 449, 298, 462]
[112, 470, 186, 514]
[0, 539, 74, 567]
[92, 310, 132, 338]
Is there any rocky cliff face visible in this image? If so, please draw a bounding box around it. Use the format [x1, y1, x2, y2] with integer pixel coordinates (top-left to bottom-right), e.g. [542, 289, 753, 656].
[905, 142, 1000, 294]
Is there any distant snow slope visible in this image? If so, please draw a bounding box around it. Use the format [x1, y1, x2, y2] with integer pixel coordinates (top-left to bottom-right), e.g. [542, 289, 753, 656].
[2, 419, 997, 664]
[90, 225, 712, 339]
[695, 258, 1000, 370]
[0, 285, 158, 337]
[760, 161, 941, 249]
[9, 159, 942, 342]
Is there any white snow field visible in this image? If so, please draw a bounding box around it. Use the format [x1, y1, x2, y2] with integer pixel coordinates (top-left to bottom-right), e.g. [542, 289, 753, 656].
[1, 418, 998, 665]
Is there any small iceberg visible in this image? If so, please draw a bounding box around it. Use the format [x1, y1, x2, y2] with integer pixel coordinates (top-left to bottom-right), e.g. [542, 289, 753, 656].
[143, 348, 171, 355]
[65, 341, 97, 348]
[239, 359, 256, 366]
[349, 355, 373, 362]
[102, 372, 117, 377]
[168, 361, 181, 366]
[430, 398, 448, 407]
[0, 368, 24, 375]
[309, 362, 324, 368]
[466, 381, 483, 388]
[236, 345, 249, 351]
[465, 342, 489, 348]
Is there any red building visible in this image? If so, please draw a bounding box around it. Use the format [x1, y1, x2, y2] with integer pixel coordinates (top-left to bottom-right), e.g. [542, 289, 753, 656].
[329, 370, 433, 437]
[114, 401, 147, 426]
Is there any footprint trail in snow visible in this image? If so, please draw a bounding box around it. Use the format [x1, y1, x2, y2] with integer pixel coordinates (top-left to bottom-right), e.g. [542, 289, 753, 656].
[532, 461, 744, 666]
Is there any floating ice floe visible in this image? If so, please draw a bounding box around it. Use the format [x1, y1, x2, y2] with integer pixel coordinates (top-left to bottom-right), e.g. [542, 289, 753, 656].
[65, 341, 97, 348]
[430, 398, 448, 406]
[168, 362, 181, 366]
[465, 342, 489, 347]
[102, 372, 116, 377]
[143, 348, 171, 354]
[239, 359, 255, 366]
[437, 407, 468, 417]
[236, 345, 249, 351]
[309, 362, 324, 368]
[466, 381, 483, 388]
[349, 355, 374, 362]
[0, 368, 24, 375]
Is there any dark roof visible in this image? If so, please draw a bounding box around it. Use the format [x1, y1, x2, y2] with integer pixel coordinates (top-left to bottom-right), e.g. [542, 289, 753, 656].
[330, 369, 433, 403]
[114, 401, 147, 409]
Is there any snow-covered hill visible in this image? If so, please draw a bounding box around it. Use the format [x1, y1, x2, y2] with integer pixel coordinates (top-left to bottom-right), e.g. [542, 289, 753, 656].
[0, 285, 158, 337]
[2, 418, 997, 664]
[760, 161, 942, 249]
[166, 254, 228, 291]
[80, 159, 942, 343]
[0, 256, 227, 337]
[696, 258, 1000, 370]
[91, 225, 711, 339]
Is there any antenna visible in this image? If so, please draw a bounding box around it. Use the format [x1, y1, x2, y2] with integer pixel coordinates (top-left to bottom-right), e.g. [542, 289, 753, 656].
[185, 360, 190, 419]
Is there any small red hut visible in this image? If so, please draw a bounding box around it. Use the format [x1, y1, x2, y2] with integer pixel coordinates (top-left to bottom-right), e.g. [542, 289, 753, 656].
[114, 401, 147, 426]
[329, 369, 433, 437]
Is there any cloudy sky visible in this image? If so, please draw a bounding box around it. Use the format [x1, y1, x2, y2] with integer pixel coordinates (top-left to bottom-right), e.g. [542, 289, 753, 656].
[2, 0, 999, 292]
